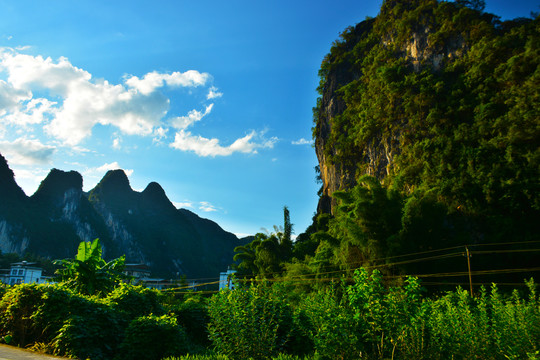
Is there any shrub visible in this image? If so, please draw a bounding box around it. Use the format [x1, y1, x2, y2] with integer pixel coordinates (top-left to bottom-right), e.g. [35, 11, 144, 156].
[0, 283, 124, 358]
[0, 283, 44, 346]
[51, 306, 124, 360]
[171, 295, 211, 349]
[0, 283, 85, 347]
[207, 284, 293, 360]
[105, 283, 163, 320]
[118, 314, 189, 360]
[300, 286, 362, 360]
[346, 269, 424, 358]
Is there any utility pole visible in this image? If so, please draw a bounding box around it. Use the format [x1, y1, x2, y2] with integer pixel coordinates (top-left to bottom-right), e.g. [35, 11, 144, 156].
[465, 246, 473, 297]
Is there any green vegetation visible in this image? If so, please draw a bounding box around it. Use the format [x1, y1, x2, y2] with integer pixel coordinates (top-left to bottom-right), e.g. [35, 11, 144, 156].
[53, 238, 127, 296]
[1, 268, 538, 359]
[1, 1, 538, 359]
[233, 206, 293, 278]
[304, 0, 540, 283]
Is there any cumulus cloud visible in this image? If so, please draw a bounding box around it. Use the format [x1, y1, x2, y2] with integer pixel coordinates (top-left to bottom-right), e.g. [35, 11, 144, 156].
[125, 70, 210, 95]
[170, 130, 277, 157]
[292, 138, 313, 145]
[0, 79, 30, 116]
[152, 127, 169, 144]
[0, 47, 277, 158]
[0, 48, 215, 146]
[207, 86, 223, 100]
[0, 138, 55, 165]
[170, 104, 214, 130]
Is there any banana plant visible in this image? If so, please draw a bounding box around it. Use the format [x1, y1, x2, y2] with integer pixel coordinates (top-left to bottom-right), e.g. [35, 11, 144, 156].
[54, 238, 126, 296]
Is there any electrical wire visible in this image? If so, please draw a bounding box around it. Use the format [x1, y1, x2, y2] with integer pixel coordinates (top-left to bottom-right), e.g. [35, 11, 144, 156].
[152, 242, 540, 288]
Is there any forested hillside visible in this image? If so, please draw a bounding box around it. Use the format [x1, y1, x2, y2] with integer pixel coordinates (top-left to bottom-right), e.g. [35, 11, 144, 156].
[237, 0, 539, 287]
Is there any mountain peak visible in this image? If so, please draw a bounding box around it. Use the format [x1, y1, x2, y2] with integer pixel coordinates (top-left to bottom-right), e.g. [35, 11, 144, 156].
[141, 181, 175, 211]
[0, 152, 27, 203]
[32, 169, 83, 202]
[88, 169, 134, 206]
[143, 181, 165, 194]
[95, 170, 132, 193]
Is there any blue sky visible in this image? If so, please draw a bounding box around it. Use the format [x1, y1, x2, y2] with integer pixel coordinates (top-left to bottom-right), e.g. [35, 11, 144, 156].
[0, 1, 537, 237]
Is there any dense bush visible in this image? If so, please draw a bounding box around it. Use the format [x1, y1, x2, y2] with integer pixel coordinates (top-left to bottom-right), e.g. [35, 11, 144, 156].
[170, 295, 211, 349]
[416, 281, 540, 360]
[0, 283, 124, 358]
[118, 314, 189, 360]
[207, 284, 293, 360]
[300, 286, 362, 360]
[51, 308, 123, 360]
[0, 283, 86, 347]
[105, 283, 163, 320]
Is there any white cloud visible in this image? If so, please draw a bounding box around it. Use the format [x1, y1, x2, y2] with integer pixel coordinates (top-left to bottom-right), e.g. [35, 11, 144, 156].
[152, 127, 169, 144]
[173, 200, 193, 209]
[207, 86, 223, 100]
[0, 80, 30, 116]
[0, 50, 91, 96]
[125, 70, 210, 95]
[112, 137, 121, 149]
[0, 138, 55, 165]
[292, 137, 313, 145]
[82, 162, 134, 181]
[4, 98, 57, 127]
[199, 201, 218, 212]
[170, 104, 213, 130]
[0, 48, 174, 145]
[0, 47, 276, 158]
[95, 161, 134, 177]
[170, 130, 277, 157]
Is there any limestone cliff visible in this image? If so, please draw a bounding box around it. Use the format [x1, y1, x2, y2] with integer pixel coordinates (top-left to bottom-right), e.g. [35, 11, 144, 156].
[313, 0, 503, 214]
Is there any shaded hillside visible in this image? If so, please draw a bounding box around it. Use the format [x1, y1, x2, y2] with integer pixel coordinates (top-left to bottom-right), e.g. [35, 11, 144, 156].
[0, 154, 242, 278]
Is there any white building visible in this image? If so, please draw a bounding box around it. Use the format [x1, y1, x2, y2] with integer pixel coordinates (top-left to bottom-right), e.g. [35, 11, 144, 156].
[219, 268, 237, 290]
[1, 261, 48, 285]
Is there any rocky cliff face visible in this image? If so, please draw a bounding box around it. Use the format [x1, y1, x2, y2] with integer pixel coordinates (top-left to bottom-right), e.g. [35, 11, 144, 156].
[0, 153, 242, 278]
[313, 3, 471, 214]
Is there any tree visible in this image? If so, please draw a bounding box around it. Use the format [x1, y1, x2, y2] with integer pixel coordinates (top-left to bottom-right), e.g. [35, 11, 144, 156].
[54, 238, 127, 296]
[455, 0, 486, 12]
[233, 206, 295, 278]
[233, 236, 262, 277]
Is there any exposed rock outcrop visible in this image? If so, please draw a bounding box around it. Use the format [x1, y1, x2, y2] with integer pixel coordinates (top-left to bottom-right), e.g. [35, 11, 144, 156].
[313, 8, 470, 214]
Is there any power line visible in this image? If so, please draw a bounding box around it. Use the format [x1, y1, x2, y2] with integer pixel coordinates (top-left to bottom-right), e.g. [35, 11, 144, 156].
[155, 241, 540, 286]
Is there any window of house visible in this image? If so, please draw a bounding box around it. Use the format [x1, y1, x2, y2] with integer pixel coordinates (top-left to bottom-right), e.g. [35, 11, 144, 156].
[18, 269, 24, 275]
[11, 269, 17, 275]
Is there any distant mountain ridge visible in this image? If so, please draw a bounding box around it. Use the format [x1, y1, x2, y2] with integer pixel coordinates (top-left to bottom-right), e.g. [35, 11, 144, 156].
[0, 153, 242, 278]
